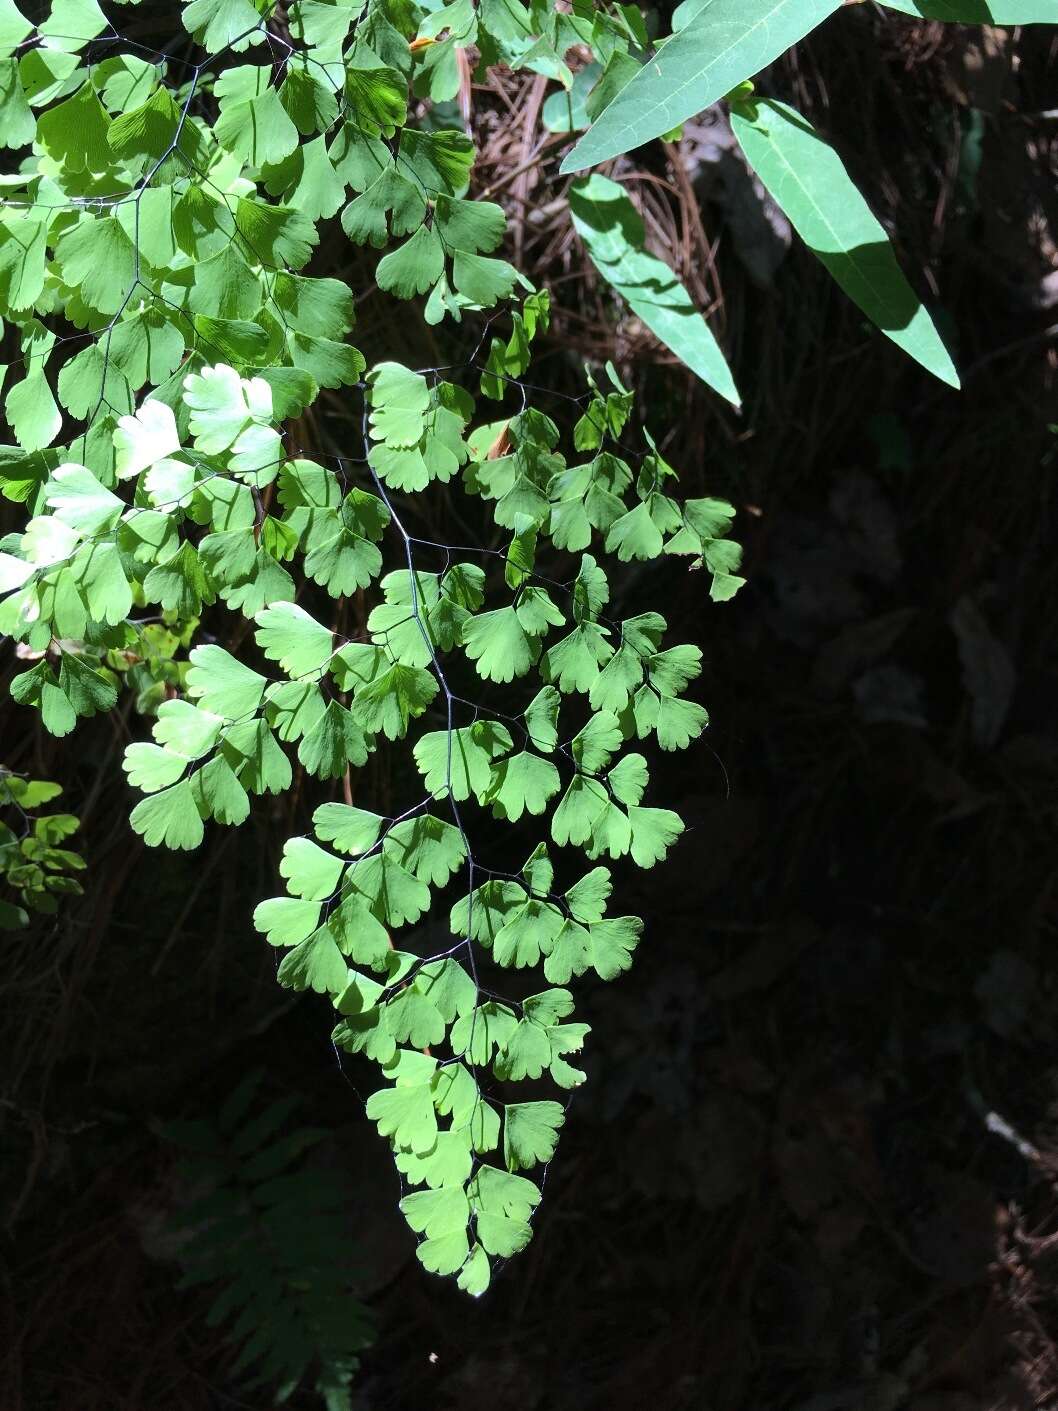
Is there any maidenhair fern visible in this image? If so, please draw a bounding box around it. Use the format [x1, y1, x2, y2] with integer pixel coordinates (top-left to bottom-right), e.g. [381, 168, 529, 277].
[104, 350, 738, 1291]
[0, 0, 752, 1297]
[0, 770, 85, 928]
[163, 1073, 373, 1407]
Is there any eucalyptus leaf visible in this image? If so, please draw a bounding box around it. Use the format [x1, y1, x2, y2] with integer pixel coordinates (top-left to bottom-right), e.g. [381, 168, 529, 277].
[731, 98, 959, 387]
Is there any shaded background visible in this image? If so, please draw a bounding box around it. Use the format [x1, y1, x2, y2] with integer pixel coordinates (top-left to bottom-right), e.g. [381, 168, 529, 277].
[2, 7, 1057, 1409]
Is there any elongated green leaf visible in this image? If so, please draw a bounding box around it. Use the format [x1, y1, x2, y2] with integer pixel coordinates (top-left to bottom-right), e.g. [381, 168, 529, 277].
[730, 99, 959, 388]
[569, 175, 739, 405]
[560, 0, 842, 173]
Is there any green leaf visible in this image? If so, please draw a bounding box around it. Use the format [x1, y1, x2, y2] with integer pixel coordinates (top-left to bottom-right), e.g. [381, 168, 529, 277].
[368, 362, 430, 447]
[457, 1243, 491, 1296]
[182, 364, 279, 469]
[450, 1002, 518, 1065]
[129, 778, 204, 851]
[329, 894, 391, 969]
[346, 850, 430, 928]
[0, 900, 30, 929]
[540, 918, 608, 984]
[492, 897, 563, 968]
[569, 175, 740, 404]
[450, 252, 518, 307]
[190, 755, 250, 825]
[113, 400, 181, 479]
[503, 1100, 564, 1172]
[104, 313, 185, 398]
[256, 368, 318, 422]
[10, 662, 74, 736]
[414, 722, 514, 801]
[653, 693, 709, 751]
[0, 1, 32, 57]
[37, 81, 112, 172]
[304, 527, 381, 597]
[198, 526, 258, 587]
[484, 752, 562, 822]
[298, 700, 369, 777]
[70, 541, 132, 625]
[263, 679, 324, 742]
[561, 0, 842, 172]
[384, 815, 467, 887]
[0, 58, 35, 149]
[435, 198, 506, 255]
[462, 606, 539, 684]
[395, 1131, 474, 1191]
[349, 663, 438, 739]
[646, 642, 700, 694]
[627, 805, 683, 867]
[342, 165, 425, 247]
[524, 686, 560, 752]
[6, 371, 61, 453]
[566, 867, 612, 923]
[37, 0, 106, 52]
[280, 836, 345, 900]
[521, 843, 553, 899]
[289, 332, 366, 389]
[415, 1230, 473, 1278]
[187, 246, 263, 321]
[18, 49, 79, 109]
[0, 214, 48, 310]
[605, 498, 667, 561]
[398, 128, 475, 194]
[255, 601, 333, 679]
[730, 99, 960, 387]
[367, 567, 439, 665]
[344, 65, 408, 137]
[589, 645, 644, 714]
[123, 743, 190, 793]
[220, 720, 292, 796]
[572, 553, 609, 622]
[45, 464, 123, 537]
[469, 1165, 540, 1258]
[236, 197, 319, 269]
[276, 929, 349, 995]
[376, 225, 445, 299]
[144, 542, 216, 616]
[415, 958, 477, 1023]
[550, 775, 608, 850]
[273, 273, 356, 342]
[57, 347, 132, 422]
[158, 687, 226, 762]
[312, 803, 384, 856]
[108, 85, 180, 160]
[400, 1183, 470, 1241]
[515, 587, 564, 638]
[58, 651, 118, 719]
[279, 64, 340, 134]
[366, 1072, 438, 1152]
[540, 623, 613, 694]
[192, 316, 271, 366]
[585, 915, 641, 980]
[571, 711, 622, 773]
[383, 987, 445, 1048]
[182, 0, 265, 50]
[186, 645, 267, 721]
[493, 1018, 552, 1081]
